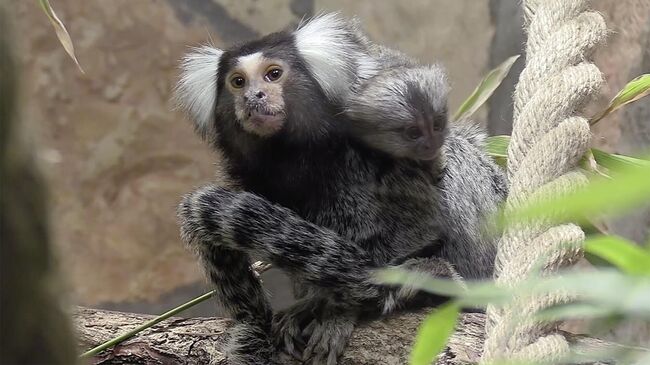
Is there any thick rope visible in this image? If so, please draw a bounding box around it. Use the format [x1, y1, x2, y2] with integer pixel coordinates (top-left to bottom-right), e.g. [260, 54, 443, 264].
[481, 0, 606, 362]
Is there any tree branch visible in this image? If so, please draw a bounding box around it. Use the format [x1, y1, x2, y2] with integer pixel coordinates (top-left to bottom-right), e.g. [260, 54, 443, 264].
[74, 307, 480, 364]
[74, 307, 644, 364]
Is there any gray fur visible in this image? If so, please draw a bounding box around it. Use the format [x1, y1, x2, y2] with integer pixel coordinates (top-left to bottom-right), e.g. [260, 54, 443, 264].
[341, 25, 504, 278]
[346, 65, 449, 160]
[345, 31, 449, 161]
[438, 121, 507, 278]
[177, 122, 505, 364]
[176, 13, 506, 365]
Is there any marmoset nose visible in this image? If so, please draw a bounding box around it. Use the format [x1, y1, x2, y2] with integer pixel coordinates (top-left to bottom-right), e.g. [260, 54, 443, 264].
[255, 91, 266, 99]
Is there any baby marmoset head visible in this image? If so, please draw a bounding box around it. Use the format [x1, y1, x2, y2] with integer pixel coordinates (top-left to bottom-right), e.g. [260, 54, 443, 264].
[346, 65, 450, 161]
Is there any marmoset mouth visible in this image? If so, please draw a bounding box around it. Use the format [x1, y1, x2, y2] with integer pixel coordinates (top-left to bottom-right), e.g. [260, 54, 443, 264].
[246, 105, 285, 124]
[416, 149, 442, 161]
[247, 108, 279, 118]
[244, 107, 286, 133]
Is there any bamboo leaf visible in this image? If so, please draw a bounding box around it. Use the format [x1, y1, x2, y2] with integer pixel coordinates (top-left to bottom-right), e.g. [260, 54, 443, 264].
[590, 74, 650, 125]
[485, 135, 511, 167]
[536, 302, 618, 322]
[592, 148, 650, 171]
[485, 135, 510, 158]
[502, 161, 650, 228]
[529, 270, 650, 319]
[38, 0, 84, 73]
[410, 302, 460, 365]
[453, 55, 520, 121]
[487, 139, 650, 173]
[584, 235, 650, 276]
[374, 268, 511, 307]
[579, 149, 611, 179]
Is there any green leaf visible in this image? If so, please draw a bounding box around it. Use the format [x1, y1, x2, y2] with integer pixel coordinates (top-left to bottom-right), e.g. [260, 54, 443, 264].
[526, 270, 650, 319]
[592, 148, 650, 171]
[374, 268, 512, 307]
[486, 135, 510, 158]
[375, 268, 467, 297]
[486, 136, 650, 173]
[579, 149, 611, 179]
[485, 136, 646, 236]
[410, 302, 460, 365]
[38, 0, 84, 73]
[584, 235, 650, 276]
[536, 302, 618, 322]
[590, 74, 650, 125]
[502, 161, 650, 228]
[485, 135, 511, 167]
[585, 250, 617, 268]
[453, 55, 520, 121]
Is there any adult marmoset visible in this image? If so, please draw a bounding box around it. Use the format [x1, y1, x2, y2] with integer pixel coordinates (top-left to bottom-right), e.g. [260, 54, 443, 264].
[176, 13, 506, 365]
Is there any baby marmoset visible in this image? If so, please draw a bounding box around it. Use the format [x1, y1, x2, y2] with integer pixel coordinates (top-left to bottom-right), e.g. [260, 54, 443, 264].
[344, 29, 449, 163]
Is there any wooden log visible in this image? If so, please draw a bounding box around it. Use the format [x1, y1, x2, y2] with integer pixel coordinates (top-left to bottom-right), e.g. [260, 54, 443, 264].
[74, 307, 481, 365]
[74, 307, 647, 364]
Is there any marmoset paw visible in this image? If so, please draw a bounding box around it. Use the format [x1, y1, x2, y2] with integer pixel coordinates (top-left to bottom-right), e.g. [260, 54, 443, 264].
[177, 185, 236, 247]
[272, 302, 316, 360]
[302, 315, 355, 365]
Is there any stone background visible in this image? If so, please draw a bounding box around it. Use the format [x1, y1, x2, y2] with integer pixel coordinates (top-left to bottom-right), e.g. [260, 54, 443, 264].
[13, 0, 650, 330]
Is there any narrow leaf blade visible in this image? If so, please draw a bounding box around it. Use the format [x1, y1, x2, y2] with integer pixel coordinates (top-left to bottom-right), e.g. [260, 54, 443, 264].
[374, 268, 511, 307]
[486, 135, 510, 158]
[486, 137, 650, 174]
[590, 74, 650, 125]
[502, 161, 650, 228]
[584, 236, 650, 276]
[410, 302, 460, 365]
[38, 0, 84, 73]
[592, 148, 650, 171]
[486, 135, 511, 167]
[453, 55, 520, 121]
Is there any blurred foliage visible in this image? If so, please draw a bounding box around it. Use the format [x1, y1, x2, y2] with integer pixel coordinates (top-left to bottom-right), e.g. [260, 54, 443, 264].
[410, 302, 460, 365]
[1, 4, 78, 363]
[501, 160, 650, 229]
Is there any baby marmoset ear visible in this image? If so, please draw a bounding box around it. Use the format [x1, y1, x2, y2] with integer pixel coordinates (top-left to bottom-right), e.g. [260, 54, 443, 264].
[175, 45, 224, 138]
[293, 13, 377, 104]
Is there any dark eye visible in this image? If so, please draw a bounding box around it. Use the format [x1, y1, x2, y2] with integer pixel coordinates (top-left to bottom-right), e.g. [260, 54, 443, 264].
[265, 67, 283, 82]
[404, 126, 422, 140]
[433, 122, 445, 132]
[230, 75, 246, 89]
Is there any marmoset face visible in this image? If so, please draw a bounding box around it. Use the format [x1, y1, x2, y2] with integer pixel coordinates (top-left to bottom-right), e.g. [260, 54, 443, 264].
[224, 53, 290, 137]
[347, 66, 449, 160]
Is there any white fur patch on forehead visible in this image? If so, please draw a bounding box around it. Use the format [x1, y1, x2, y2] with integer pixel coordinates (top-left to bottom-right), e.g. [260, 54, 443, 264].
[235, 52, 265, 76]
[294, 13, 377, 102]
[174, 45, 223, 136]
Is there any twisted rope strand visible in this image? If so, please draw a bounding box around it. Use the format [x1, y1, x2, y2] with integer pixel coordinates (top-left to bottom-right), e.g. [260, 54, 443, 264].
[481, 0, 606, 362]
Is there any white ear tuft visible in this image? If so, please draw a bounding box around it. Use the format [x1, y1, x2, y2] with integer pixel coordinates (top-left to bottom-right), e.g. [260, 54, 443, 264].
[294, 13, 377, 102]
[174, 46, 224, 136]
